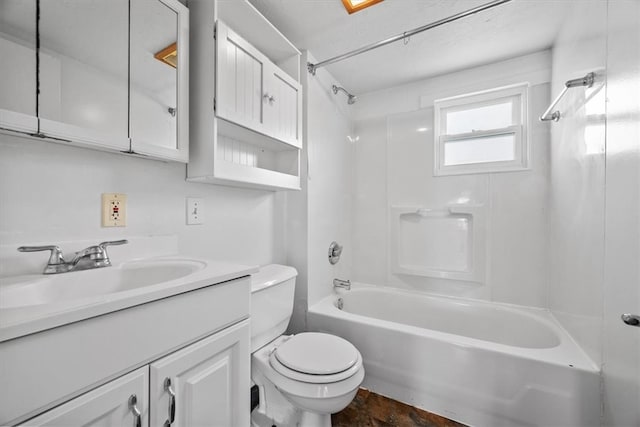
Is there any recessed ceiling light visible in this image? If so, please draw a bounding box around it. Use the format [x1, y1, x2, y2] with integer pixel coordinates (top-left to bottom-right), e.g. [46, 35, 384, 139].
[416, 127, 429, 132]
[342, 0, 383, 14]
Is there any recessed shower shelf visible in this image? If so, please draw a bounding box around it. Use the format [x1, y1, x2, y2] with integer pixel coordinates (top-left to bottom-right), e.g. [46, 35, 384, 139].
[390, 205, 486, 283]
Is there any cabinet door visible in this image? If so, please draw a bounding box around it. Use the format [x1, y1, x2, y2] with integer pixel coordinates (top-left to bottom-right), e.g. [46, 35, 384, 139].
[38, 0, 129, 151]
[19, 367, 149, 427]
[130, 0, 189, 162]
[264, 63, 302, 149]
[150, 320, 250, 427]
[216, 21, 268, 135]
[0, 0, 38, 134]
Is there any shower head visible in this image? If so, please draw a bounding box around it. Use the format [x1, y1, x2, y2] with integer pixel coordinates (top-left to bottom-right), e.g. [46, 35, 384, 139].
[332, 85, 357, 105]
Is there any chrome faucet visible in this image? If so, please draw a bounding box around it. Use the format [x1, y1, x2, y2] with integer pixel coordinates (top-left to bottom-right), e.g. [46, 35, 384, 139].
[18, 240, 128, 274]
[333, 278, 351, 291]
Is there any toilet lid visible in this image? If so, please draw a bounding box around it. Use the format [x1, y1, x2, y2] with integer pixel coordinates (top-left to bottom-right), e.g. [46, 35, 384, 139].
[274, 332, 359, 375]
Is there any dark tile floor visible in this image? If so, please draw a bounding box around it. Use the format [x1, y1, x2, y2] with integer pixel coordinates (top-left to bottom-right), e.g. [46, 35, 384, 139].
[332, 389, 467, 427]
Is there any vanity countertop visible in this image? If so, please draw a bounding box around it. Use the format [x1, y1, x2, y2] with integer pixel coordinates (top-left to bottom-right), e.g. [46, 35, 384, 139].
[0, 257, 257, 342]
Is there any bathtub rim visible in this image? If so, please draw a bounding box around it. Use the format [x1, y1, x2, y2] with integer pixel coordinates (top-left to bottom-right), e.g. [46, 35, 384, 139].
[309, 283, 599, 373]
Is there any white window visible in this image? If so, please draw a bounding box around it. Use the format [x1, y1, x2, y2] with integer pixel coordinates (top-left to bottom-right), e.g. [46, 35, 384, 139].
[433, 83, 529, 176]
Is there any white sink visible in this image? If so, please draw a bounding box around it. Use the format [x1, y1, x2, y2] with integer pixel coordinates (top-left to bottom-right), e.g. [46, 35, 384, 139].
[0, 259, 206, 309]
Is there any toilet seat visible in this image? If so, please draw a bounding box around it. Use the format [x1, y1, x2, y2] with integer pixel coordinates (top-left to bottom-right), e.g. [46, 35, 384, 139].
[269, 333, 363, 384]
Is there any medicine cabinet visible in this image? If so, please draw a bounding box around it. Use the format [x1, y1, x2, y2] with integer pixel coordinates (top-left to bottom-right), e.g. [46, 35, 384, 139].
[0, 0, 189, 163]
[0, 0, 38, 134]
[188, 0, 302, 191]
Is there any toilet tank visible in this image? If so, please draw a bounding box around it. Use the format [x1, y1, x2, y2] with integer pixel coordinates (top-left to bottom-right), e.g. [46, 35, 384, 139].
[250, 264, 298, 352]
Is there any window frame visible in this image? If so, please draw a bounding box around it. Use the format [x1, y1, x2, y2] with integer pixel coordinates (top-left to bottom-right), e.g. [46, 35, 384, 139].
[433, 83, 530, 176]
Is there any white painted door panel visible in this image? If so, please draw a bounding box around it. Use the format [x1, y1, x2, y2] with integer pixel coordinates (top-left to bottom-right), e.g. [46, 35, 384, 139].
[0, 0, 38, 134]
[265, 64, 302, 148]
[149, 320, 250, 427]
[38, 0, 130, 152]
[18, 367, 148, 427]
[129, 0, 190, 163]
[216, 21, 266, 134]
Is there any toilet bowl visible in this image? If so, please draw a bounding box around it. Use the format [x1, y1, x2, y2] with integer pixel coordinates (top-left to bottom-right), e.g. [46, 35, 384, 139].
[250, 265, 364, 427]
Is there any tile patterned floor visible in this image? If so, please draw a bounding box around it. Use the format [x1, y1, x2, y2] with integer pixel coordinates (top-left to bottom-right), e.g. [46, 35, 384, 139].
[332, 389, 468, 427]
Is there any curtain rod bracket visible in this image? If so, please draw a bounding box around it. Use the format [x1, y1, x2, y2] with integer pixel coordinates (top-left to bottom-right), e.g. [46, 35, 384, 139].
[307, 62, 317, 76]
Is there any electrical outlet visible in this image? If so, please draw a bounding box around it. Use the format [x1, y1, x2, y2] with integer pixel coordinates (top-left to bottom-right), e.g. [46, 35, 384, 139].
[102, 193, 127, 227]
[187, 198, 204, 225]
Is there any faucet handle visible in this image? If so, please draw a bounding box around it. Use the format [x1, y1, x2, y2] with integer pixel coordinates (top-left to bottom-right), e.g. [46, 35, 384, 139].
[95, 240, 128, 262]
[17, 245, 65, 265]
[328, 241, 343, 265]
[98, 239, 128, 248]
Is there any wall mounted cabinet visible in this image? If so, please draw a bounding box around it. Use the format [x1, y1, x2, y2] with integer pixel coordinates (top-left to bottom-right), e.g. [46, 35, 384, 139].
[0, 0, 38, 134]
[188, 0, 302, 191]
[130, 0, 189, 162]
[0, 0, 189, 163]
[216, 21, 302, 149]
[38, 0, 130, 152]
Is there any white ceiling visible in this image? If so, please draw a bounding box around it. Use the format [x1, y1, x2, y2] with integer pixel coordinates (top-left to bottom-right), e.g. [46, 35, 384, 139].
[249, 0, 571, 94]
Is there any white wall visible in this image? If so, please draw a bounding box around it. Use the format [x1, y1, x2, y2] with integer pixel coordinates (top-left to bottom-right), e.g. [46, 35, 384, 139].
[351, 51, 551, 307]
[305, 53, 354, 307]
[602, 1, 640, 425]
[286, 52, 353, 332]
[547, 0, 607, 367]
[0, 132, 284, 274]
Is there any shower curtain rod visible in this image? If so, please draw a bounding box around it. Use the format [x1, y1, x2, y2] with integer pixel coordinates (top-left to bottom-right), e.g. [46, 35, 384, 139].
[307, 0, 513, 75]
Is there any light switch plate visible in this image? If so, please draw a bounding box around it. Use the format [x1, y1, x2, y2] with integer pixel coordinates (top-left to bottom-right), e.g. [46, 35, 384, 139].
[102, 193, 127, 227]
[186, 198, 204, 225]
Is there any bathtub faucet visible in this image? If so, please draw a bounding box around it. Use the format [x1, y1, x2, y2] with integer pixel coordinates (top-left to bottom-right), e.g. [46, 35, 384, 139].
[333, 278, 351, 291]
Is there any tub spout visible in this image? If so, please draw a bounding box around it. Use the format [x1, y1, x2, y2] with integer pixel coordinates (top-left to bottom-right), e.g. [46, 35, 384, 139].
[333, 278, 351, 290]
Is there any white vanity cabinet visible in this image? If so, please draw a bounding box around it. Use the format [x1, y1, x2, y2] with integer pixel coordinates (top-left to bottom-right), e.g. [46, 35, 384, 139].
[1, 274, 252, 426]
[18, 367, 149, 427]
[150, 320, 250, 427]
[20, 321, 249, 427]
[188, 0, 302, 191]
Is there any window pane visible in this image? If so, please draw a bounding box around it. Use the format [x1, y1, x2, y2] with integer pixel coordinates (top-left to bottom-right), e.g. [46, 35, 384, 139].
[446, 101, 513, 134]
[444, 134, 515, 166]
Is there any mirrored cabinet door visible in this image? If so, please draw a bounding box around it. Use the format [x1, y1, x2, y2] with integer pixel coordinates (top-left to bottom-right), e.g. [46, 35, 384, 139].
[0, 0, 38, 134]
[38, 0, 129, 151]
[130, 0, 189, 162]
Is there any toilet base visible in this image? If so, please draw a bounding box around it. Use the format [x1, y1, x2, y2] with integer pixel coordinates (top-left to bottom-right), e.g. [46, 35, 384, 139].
[299, 411, 331, 427]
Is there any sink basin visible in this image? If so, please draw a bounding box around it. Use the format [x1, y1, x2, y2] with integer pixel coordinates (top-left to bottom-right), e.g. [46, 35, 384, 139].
[0, 259, 206, 309]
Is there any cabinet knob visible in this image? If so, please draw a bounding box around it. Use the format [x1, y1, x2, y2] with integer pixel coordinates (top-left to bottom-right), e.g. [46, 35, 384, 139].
[263, 93, 276, 105]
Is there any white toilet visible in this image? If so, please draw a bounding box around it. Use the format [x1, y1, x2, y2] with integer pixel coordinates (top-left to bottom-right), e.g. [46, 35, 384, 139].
[250, 264, 364, 427]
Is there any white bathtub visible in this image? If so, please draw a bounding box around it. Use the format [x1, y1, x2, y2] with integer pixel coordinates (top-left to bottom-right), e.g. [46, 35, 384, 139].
[307, 284, 600, 427]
